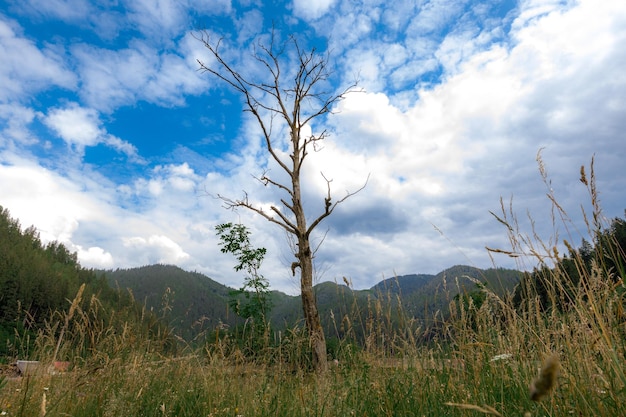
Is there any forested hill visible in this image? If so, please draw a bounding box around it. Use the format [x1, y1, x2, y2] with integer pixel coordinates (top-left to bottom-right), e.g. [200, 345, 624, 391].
[0, 206, 170, 358]
[102, 264, 523, 342]
[104, 264, 237, 340]
[4, 201, 624, 354]
[372, 265, 522, 320]
[0, 206, 118, 356]
[0, 206, 113, 318]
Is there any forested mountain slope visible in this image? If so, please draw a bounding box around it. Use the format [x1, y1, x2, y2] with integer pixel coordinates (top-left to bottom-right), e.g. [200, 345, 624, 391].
[103, 264, 522, 342]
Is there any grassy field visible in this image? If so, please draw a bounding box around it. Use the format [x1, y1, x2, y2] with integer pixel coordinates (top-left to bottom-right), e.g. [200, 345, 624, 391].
[1, 164, 624, 416]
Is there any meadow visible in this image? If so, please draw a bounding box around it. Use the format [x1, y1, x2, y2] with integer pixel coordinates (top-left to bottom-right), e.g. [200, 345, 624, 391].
[1, 162, 624, 417]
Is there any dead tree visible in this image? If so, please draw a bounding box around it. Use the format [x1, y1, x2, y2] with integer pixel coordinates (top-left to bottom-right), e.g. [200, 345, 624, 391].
[197, 33, 364, 372]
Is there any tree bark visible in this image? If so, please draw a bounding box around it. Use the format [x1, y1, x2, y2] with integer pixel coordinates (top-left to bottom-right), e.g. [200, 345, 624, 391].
[297, 234, 327, 371]
[291, 122, 327, 371]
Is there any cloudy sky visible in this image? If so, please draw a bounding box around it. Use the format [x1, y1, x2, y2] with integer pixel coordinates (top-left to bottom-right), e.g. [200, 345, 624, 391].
[1, 0, 624, 294]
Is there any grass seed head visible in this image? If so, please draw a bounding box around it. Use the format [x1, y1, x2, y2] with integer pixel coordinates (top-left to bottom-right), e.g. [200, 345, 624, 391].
[530, 354, 560, 401]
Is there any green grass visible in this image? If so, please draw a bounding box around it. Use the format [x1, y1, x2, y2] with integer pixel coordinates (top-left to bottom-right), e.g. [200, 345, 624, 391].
[3, 346, 602, 417]
[1, 158, 624, 416]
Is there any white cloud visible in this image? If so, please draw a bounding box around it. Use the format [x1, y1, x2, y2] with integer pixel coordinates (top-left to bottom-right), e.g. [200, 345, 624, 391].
[75, 245, 115, 269]
[131, 163, 201, 200]
[125, 0, 187, 39]
[305, 0, 626, 282]
[104, 136, 143, 160]
[171, 0, 625, 289]
[0, 159, 106, 244]
[122, 0, 230, 40]
[235, 9, 264, 43]
[0, 104, 36, 146]
[72, 43, 153, 110]
[42, 103, 139, 158]
[12, 0, 92, 22]
[292, 0, 337, 20]
[122, 235, 190, 264]
[0, 156, 222, 276]
[72, 39, 206, 112]
[381, 0, 416, 32]
[383, 43, 409, 68]
[145, 51, 207, 104]
[0, 17, 76, 103]
[44, 104, 102, 147]
[407, 0, 467, 36]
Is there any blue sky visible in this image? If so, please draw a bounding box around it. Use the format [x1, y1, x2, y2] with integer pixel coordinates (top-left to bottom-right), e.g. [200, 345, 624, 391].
[1, 0, 625, 294]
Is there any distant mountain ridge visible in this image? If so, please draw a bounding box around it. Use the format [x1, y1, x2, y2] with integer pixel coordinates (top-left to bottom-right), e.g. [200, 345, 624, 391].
[102, 264, 522, 341]
[104, 265, 235, 340]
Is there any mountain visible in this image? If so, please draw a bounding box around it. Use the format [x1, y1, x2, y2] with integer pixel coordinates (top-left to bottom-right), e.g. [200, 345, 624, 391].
[378, 265, 522, 320]
[102, 264, 521, 343]
[104, 264, 237, 340]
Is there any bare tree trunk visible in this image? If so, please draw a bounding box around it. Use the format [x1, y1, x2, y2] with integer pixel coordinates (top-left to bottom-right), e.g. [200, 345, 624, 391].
[289, 115, 328, 371]
[297, 235, 327, 371]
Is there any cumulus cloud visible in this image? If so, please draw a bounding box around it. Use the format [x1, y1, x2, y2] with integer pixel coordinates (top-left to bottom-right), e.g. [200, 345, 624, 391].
[189, 0, 626, 285]
[292, 0, 337, 20]
[75, 245, 115, 269]
[0, 159, 107, 245]
[42, 103, 139, 158]
[44, 104, 102, 147]
[0, 156, 216, 274]
[127, 163, 201, 202]
[122, 235, 190, 264]
[306, 0, 626, 280]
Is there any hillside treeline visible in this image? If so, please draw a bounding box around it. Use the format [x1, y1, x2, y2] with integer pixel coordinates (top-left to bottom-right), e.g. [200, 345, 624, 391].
[0, 206, 171, 358]
[513, 210, 626, 312]
[1, 209, 111, 314]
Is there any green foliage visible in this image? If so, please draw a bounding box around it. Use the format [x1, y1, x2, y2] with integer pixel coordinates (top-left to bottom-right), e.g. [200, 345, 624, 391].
[215, 223, 267, 274]
[0, 206, 86, 357]
[453, 282, 488, 331]
[216, 223, 272, 330]
[513, 211, 626, 313]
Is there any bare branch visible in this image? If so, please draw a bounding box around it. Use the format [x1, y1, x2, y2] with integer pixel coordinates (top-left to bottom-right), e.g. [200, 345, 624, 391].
[270, 205, 298, 232]
[258, 171, 293, 196]
[280, 198, 294, 212]
[306, 173, 370, 238]
[311, 227, 330, 258]
[217, 193, 296, 235]
[196, 32, 292, 177]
